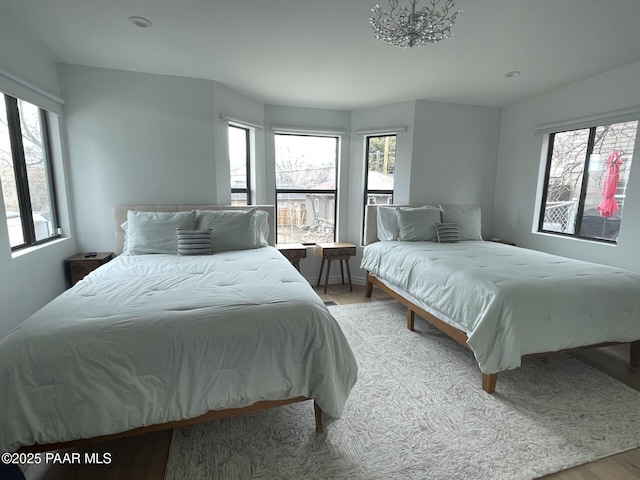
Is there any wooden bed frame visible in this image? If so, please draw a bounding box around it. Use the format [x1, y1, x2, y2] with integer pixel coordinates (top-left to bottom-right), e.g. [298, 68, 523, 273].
[17, 204, 325, 453]
[362, 204, 640, 394]
[366, 272, 640, 393]
[20, 398, 324, 453]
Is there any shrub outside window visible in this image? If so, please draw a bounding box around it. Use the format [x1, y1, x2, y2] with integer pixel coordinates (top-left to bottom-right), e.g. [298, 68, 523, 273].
[539, 120, 637, 243]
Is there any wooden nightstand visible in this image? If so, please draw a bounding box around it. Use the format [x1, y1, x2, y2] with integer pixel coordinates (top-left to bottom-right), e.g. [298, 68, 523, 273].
[65, 252, 114, 287]
[315, 242, 356, 294]
[276, 243, 307, 271]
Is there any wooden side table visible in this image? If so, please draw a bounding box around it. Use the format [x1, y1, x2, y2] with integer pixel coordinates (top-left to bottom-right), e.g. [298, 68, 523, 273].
[276, 243, 307, 271]
[65, 252, 114, 287]
[315, 242, 356, 294]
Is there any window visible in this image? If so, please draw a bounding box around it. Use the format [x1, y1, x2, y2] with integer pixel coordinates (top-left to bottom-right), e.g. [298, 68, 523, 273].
[364, 134, 395, 206]
[275, 133, 338, 244]
[539, 120, 637, 243]
[0, 94, 59, 250]
[229, 124, 251, 205]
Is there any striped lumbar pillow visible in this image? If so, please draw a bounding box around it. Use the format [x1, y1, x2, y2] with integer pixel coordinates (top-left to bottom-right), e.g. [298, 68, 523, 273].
[177, 228, 212, 255]
[435, 223, 460, 243]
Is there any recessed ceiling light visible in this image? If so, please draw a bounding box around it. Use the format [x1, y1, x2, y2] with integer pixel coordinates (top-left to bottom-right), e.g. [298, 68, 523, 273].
[503, 71, 521, 78]
[129, 16, 152, 28]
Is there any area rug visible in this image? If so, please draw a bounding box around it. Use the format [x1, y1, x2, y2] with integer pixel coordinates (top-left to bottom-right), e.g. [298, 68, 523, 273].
[164, 300, 640, 480]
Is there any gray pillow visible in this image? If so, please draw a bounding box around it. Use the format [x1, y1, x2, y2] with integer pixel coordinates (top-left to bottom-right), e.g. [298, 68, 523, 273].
[177, 229, 212, 255]
[196, 209, 258, 252]
[439, 205, 482, 241]
[396, 207, 442, 242]
[435, 223, 460, 243]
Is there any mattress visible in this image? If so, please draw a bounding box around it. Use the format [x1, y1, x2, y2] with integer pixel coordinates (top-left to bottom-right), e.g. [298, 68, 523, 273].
[0, 247, 357, 452]
[361, 241, 640, 374]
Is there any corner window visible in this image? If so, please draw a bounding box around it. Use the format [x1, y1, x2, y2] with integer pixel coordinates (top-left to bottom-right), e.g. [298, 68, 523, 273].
[364, 134, 395, 206]
[229, 124, 251, 205]
[274, 133, 338, 244]
[1, 94, 59, 250]
[539, 120, 637, 243]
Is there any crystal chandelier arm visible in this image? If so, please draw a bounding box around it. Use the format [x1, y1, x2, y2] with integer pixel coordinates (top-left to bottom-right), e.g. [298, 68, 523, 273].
[370, 0, 461, 48]
[371, 3, 412, 39]
[438, 0, 461, 21]
[419, 0, 459, 20]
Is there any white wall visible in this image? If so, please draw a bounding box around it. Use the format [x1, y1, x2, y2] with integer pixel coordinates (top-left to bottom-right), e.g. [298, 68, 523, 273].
[411, 100, 501, 241]
[211, 83, 265, 204]
[58, 69, 502, 289]
[493, 59, 640, 273]
[347, 100, 500, 283]
[61, 66, 273, 252]
[348, 101, 416, 283]
[0, 13, 62, 113]
[61, 65, 220, 252]
[0, 14, 77, 339]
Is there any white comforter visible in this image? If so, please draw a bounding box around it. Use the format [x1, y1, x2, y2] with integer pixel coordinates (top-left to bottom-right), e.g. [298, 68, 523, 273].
[362, 241, 640, 374]
[0, 247, 357, 452]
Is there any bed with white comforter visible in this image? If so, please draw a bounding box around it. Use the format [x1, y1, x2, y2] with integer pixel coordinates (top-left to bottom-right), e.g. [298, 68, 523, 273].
[362, 240, 640, 374]
[0, 247, 357, 452]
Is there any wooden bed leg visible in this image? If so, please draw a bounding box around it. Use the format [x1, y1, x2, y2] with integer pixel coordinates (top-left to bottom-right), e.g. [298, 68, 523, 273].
[313, 400, 324, 433]
[482, 373, 497, 394]
[181, 425, 192, 437]
[543, 354, 552, 365]
[407, 309, 415, 331]
[631, 341, 640, 367]
[365, 273, 374, 297]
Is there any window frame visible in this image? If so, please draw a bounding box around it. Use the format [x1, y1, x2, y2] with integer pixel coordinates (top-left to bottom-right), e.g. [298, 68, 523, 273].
[228, 123, 252, 205]
[537, 121, 637, 244]
[363, 134, 396, 242]
[2, 94, 60, 251]
[274, 132, 339, 245]
[363, 133, 395, 207]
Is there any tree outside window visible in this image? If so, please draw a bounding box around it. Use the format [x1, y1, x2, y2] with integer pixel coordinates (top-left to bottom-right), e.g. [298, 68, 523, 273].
[539, 120, 637, 243]
[0, 94, 58, 250]
[365, 134, 395, 206]
[275, 134, 338, 244]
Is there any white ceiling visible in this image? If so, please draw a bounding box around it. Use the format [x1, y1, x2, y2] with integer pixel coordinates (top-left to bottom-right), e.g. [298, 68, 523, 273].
[2, 0, 640, 110]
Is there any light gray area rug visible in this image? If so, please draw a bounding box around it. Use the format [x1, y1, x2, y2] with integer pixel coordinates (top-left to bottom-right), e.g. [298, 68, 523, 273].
[164, 300, 640, 480]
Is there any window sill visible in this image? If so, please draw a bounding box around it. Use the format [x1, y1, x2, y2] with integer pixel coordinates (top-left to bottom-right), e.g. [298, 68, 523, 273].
[11, 237, 71, 259]
[533, 231, 618, 247]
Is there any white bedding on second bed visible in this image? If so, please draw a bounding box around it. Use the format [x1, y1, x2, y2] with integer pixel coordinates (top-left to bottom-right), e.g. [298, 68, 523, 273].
[0, 247, 357, 452]
[361, 241, 640, 374]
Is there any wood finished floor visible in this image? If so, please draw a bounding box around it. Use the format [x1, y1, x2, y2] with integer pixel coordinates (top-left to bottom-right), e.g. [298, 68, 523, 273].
[22, 284, 640, 480]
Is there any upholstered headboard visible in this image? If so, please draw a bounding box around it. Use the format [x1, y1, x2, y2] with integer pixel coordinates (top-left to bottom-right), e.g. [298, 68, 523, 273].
[363, 204, 413, 246]
[114, 205, 277, 254]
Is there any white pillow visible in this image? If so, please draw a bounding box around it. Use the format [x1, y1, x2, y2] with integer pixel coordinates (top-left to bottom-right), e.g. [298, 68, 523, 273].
[121, 221, 129, 253]
[196, 209, 260, 252]
[376, 207, 400, 241]
[254, 210, 270, 247]
[396, 207, 442, 242]
[126, 210, 196, 255]
[376, 205, 439, 241]
[439, 205, 483, 241]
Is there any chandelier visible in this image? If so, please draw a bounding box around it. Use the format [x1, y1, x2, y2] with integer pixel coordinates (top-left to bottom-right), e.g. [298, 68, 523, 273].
[370, 0, 462, 48]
